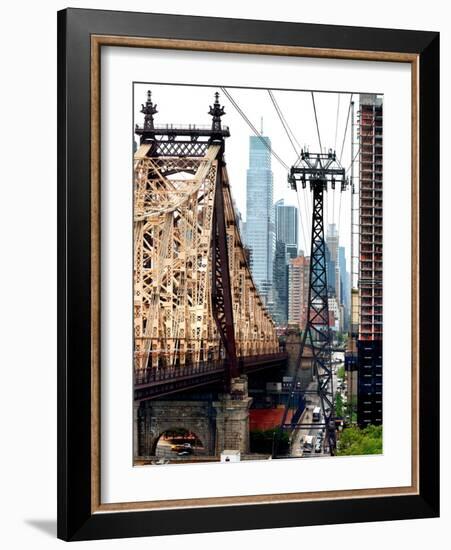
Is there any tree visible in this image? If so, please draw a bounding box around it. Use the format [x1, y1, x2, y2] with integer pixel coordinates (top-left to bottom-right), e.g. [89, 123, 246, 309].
[335, 331, 348, 346]
[337, 425, 383, 456]
[345, 396, 358, 423]
[335, 393, 344, 418]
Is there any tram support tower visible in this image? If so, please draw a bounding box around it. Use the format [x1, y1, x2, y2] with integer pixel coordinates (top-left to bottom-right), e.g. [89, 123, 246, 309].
[282, 150, 347, 456]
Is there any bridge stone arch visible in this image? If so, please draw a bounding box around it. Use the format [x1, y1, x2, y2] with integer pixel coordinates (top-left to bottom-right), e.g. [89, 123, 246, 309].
[136, 400, 216, 458]
[153, 427, 205, 457]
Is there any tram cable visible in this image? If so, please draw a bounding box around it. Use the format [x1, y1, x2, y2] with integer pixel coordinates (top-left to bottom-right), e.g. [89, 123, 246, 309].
[220, 87, 289, 171]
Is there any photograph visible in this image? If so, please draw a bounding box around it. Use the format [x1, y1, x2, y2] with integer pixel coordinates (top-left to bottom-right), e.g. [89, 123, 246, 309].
[132, 82, 383, 465]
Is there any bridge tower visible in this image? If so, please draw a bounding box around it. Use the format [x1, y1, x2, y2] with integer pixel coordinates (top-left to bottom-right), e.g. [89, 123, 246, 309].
[280, 150, 347, 456]
[134, 90, 240, 390]
[209, 93, 240, 386]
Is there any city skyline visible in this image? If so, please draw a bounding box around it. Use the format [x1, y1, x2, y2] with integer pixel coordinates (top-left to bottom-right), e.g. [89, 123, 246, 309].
[133, 83, 354, 269]
[217, 132, 351, 332]
[241, 133, 351, 332]
[229, 122, 352, 333]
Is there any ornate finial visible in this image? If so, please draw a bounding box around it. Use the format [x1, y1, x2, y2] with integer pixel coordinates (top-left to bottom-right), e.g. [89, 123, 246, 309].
[141, 90, 158, 131]
[209, 91, 225, 133]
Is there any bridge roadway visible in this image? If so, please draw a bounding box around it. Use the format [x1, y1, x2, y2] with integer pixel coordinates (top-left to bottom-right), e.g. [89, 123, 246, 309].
[134, 351, 288, 401]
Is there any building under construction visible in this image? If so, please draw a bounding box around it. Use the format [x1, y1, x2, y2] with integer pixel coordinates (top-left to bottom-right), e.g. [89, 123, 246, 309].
[357, 93, 383, 427]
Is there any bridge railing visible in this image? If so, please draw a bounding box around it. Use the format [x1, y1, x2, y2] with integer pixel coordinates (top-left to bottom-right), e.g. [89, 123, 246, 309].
[134, 352, 288, 387]
[134, 360, 225, 386]
[135, 123, 231, 133]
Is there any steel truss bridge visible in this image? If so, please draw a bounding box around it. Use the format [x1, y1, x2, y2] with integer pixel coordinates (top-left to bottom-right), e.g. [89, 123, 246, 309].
[133, 91, 286, 401]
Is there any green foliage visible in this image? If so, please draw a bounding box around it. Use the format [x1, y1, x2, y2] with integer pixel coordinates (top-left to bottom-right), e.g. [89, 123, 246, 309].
[337, 425, 383, 456]
[250, 428, 290, 454]
[337, 366, 345, 380]
[345, 396, 358, 423]
[335, 392, 344, 418]
[335, 331, 348, 345]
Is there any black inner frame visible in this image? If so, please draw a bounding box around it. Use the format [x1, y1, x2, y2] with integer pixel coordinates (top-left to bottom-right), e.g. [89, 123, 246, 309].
[57, 8, 439, 541]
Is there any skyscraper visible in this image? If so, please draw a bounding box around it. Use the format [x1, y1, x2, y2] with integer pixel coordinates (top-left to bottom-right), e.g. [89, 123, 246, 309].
[273, 241, 289, 325]
[271, 199, 299, 325]
[339, 246, 350, 331]
[286, 244, 299, 260]
[275, 199, 298, 247]
[245, 135, 275, 302]
[357, 93, 383, 427]
[326, 224, 340, 302]
[325, 244, 336, 296]
[288, 254, 310, 329]
[326, 223, 339, 261]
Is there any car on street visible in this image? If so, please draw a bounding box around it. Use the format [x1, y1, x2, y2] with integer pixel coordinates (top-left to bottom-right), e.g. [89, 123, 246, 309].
[312, 406, 321, 422]
[177, 449, 193, 456]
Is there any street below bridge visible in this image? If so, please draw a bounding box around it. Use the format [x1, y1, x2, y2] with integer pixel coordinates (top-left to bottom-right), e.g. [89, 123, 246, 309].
[290, 352, 342, 458]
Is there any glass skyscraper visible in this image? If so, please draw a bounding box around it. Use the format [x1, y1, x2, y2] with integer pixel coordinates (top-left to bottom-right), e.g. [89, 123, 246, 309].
[275, 199, 298, 247]
[271, 199, 299, 325]
[325, 244, 336, 296]
[245, 135, 275, 301]
[326, 223, 340, 301]
[273, 240, 289, 325]
[339, 246, 350, 330]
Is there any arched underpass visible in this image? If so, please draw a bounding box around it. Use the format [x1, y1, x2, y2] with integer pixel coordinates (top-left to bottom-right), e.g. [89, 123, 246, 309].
[154, 428, 205, 460]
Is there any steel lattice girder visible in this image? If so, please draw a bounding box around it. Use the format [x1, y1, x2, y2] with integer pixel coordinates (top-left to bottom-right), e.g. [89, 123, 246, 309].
[133, 143, 279, 376]
[307, 187, 336, 452]
[279, 186, 337, 455]
[280, 148, 346, 456]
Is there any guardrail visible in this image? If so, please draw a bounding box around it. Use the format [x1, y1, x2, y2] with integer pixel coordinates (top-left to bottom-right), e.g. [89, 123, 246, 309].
[134, 360, 225, 386]
[134, 352, 288, 387]
[135, 123, 230, 132]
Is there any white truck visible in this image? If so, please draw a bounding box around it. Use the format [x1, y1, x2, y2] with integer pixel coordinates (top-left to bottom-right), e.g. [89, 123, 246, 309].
[312, 406, 321, 422]
[303, 435, 314, 454]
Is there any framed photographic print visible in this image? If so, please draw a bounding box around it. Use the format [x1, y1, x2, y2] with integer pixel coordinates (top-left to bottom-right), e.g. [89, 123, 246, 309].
[57, 8, 439, 541]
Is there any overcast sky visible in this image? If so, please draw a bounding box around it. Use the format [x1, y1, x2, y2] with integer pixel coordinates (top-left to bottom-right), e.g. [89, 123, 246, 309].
[134, 82, 374, 269]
